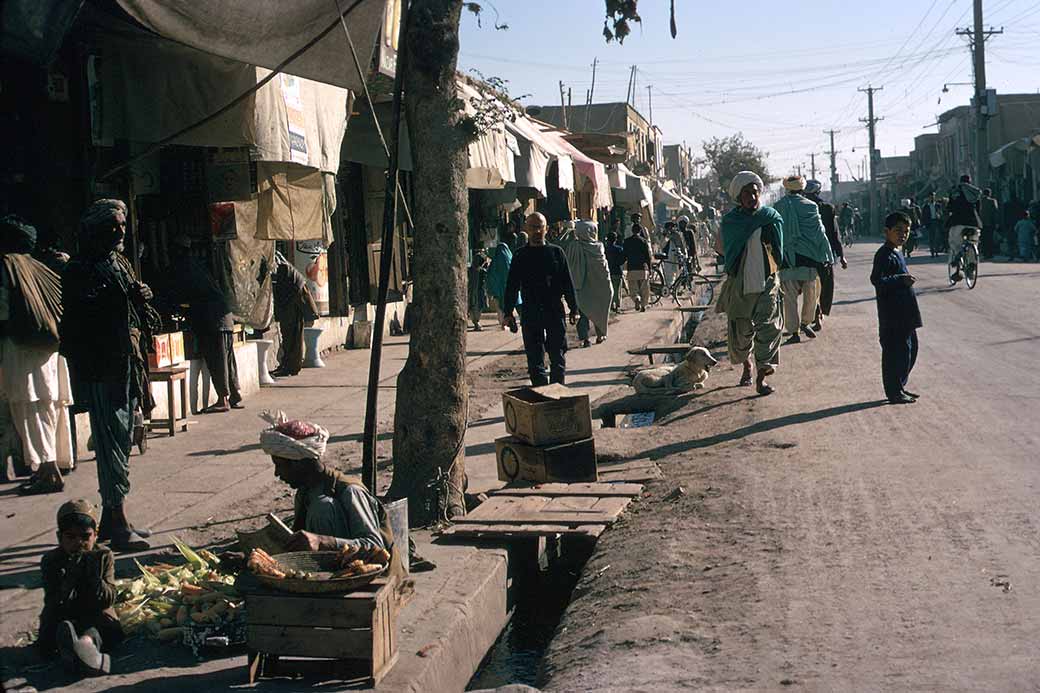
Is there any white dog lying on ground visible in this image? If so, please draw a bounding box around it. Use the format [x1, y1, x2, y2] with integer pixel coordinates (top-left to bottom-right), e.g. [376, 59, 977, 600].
[631, 346, 718, 394]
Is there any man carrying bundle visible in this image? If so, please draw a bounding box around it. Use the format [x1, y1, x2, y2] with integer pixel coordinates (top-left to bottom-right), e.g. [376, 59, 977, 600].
[0, 214, 72, 495]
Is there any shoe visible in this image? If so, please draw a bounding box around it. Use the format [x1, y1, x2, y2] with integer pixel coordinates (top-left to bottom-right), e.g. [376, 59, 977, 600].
[902, 389, 920, 399]
[811, 320, 822, 332]
[581, 339, 591, 348]
[110, 527, 151, 553]
[756, 382, 775, 396]
[887, 394, 916, 405]
[596, 336, 606, 344]
[801, 325, 817, 339]
[784, 333, 801, 345]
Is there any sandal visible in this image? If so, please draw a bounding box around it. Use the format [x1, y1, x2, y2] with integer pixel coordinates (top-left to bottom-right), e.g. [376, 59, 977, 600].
[18, 474, 65, 495]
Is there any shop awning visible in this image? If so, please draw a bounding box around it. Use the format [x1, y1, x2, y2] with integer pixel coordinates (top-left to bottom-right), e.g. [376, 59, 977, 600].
[609, 164, 654, 210]
[679, 193, 703, 214]
[115, 0, 386, 92]
[537, 127, 611, 208]
[458, 79, 517, 190]
[989, 134, 1040, 169]
[654, 184, 683, 209]
[100, 32, 350, 174]
[507, 115, 574, 195]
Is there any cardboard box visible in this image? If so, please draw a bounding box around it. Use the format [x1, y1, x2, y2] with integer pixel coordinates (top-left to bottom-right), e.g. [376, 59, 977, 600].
[167, 331, 185, 365]
[148, 334, 171, 369]
[496, 436, 597, 484]
[502, 384, 592, 446]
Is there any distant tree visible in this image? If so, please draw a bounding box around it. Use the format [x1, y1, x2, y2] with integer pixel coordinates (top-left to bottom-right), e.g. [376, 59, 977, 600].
[701, 133, 771, 199]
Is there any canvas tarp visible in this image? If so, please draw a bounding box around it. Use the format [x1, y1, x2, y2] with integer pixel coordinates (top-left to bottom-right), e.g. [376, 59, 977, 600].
[100, 32, 350, 174]
[507, 115, 574, 193]
[536, 126, 611, 208]
[341, 100, 414, 171]
[254, 162, 334, 242]
[609, 164, 654, 210]
[654, 184, 683, 209]
[223, 199, 276, 329]
[115, 0, 385, 92]
[458, 79, 518, 190]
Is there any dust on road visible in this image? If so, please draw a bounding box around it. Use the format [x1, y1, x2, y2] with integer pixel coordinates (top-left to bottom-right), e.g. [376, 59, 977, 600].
[543, 247, 1040, 692]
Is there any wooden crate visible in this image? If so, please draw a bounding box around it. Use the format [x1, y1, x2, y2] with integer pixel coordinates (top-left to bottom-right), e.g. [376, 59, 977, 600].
[245, 576, 397, 686]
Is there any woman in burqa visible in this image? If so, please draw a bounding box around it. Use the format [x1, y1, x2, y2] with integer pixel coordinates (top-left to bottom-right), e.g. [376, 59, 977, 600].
[564, 221, 613, 347]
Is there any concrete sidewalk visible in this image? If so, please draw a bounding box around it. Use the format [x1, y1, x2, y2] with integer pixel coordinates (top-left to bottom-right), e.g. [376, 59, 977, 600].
[0, 300, 683, 650]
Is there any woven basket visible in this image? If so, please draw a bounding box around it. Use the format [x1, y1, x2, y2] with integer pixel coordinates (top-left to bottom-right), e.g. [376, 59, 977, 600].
[254, 551, 388, 594]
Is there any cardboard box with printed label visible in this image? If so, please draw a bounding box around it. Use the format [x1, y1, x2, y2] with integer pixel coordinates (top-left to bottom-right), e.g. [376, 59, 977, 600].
[495, 436, 597, 484]
[501, 384, 592, 446]
[167, 331, 185, 365]
[148, 334, 171, 369]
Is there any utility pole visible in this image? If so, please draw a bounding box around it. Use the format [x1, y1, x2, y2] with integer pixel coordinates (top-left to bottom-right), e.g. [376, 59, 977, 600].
[825, 129, 840, 202]
[859, 85, 883, 236]
[625, 65, 636, 106]
[807, 152, 819, 180]
[647, 85, 653, 126]
[559, 80, 568, 129]
[956, 1, 1002, 187]
[585, 57, 598, 131]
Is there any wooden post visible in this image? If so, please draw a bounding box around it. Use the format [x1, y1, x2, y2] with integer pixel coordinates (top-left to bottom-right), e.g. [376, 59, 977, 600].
[361, 0, 410, 493]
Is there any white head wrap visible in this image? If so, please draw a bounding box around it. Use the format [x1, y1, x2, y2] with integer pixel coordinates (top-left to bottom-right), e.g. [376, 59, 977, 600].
[259, 411, 329, 461]
[728, 171, 764, 200]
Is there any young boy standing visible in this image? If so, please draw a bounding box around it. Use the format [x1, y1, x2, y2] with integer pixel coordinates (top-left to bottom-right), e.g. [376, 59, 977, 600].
[38, 499, 121, 675]
[870, 211, 923, 404]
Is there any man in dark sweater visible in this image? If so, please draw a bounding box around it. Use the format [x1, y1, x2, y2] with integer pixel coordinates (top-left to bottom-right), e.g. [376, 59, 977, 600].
[870, 211, 922, 405]
[166, 236, 241, 413]
[604, 231, 626, 312]
[503, 213, 578, 386]
[622, 223, 653, 311]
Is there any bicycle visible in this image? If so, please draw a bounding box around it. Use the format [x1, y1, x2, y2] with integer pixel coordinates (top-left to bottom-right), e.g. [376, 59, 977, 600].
[839, 224, 855, 247]
[648, 253, 716, 307]
[948, 227, 980, 289]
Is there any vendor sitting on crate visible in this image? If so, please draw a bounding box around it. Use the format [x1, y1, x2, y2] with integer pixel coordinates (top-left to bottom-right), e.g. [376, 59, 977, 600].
[259, 412, 403, 576]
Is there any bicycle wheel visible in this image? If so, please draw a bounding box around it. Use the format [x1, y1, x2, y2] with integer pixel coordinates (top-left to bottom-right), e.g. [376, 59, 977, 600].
[648, 266, 667, 305]
[689, 273, 716, 306]
[963, 243, 979, 289]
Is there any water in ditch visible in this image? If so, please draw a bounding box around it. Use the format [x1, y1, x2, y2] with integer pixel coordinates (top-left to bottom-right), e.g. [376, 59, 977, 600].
[466, 541, 593, 690]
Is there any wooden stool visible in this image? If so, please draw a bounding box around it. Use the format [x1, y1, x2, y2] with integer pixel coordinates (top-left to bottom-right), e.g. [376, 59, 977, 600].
[244, 576, 398, 686]
[146, 365, 189, 437]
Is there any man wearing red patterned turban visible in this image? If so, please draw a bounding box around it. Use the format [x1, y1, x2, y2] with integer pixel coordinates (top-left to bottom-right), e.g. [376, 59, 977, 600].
[258, 412, 403, 576]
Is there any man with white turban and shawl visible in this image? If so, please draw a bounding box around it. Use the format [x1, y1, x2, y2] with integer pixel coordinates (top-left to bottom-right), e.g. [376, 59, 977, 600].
[258, 412, 403, 578]
[61, 200, 154, 551]
[773, 175, 833, 343]
[0, 215, 73, 495]
[564, 221, 613, 347]
[716, 171, 785, 395]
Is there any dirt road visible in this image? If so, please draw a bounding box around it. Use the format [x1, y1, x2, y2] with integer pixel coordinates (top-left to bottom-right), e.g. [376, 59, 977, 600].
[543, 247, 1040, 691]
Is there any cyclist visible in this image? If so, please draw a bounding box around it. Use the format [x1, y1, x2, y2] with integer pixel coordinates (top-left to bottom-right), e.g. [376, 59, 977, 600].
[838, 202, 855, 245]
[945, 174, 982, 283]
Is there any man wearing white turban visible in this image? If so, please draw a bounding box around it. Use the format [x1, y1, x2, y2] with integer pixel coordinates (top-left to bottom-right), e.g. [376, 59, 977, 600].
[717, 171, 785, 395]
[258, 411, 403, 578]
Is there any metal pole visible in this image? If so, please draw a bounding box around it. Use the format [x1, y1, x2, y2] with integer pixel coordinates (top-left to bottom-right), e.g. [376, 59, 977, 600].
[826, 129, 840, 201]
[585, 57, 597, 131]
[973, 0, 988, 187]
[361, 0, 410, 494]
[559, 80, 568, 129]
[860, 85, 883, 237]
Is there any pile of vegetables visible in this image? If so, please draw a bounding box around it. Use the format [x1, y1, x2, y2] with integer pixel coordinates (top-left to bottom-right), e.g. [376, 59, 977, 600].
[114, 537, 243, 645]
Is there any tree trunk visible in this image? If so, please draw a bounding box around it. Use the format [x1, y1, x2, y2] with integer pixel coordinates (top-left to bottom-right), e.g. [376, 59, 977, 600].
[387, 0, 468, 526]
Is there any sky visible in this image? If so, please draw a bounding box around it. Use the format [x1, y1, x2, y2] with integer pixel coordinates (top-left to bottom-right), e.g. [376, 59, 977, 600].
[456, 0, 1040, 189]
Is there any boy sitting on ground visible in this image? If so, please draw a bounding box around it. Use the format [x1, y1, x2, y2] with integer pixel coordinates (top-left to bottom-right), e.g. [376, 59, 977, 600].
[38, 499, 122, 675]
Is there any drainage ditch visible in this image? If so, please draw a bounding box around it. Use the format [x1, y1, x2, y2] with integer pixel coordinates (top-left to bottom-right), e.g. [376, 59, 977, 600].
[466, 539, 595, 690]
